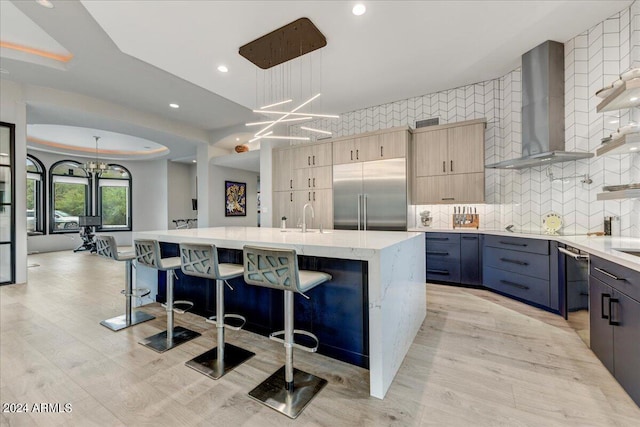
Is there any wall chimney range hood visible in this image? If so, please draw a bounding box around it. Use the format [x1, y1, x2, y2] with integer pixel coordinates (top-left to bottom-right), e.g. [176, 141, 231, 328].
[486, 41, 593, 169]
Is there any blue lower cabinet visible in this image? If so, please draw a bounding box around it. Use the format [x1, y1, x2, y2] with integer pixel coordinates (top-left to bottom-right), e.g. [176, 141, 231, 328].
[483, 266, 550, 307]
[425, 232, 481, 286]
[460, 235, 482, 286]
[158, 244, 369, 369]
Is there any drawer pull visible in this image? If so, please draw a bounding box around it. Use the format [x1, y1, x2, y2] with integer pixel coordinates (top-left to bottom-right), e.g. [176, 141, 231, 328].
[500, 279, 529, 290]
[594, 267, 624, 281]
[499, 241, 527, 247]
[427, 269, 449, 275]
[609, 298, 620, 326]
[442, 197, 455, 200]
[442, 161, 446, 173]
[500, 258, 529, 266]
[462, 236, 478, 240]
[601, 293, 610, 319]
[426, 251, 449, 256]
[428, 237, 449, 241]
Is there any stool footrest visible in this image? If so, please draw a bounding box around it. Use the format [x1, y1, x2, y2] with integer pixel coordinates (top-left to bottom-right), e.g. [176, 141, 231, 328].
[120, 288, 151, 298]
[205, 314, 247, 331]
[160, 300, 194, 314]
[269, 329, 319, 353]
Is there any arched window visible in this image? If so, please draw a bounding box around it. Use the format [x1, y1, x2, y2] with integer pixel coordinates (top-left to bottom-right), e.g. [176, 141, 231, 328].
[26, 155, 45, 234]
[97, 164, 132, 230]
[49, 160, 90, 233]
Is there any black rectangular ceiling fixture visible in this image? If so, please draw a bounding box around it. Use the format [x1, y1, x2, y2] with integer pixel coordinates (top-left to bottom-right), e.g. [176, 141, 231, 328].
[239, 18, 327, 69]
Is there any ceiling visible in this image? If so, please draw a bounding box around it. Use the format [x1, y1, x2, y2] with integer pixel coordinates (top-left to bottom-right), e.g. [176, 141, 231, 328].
[0, 0, 633, 163]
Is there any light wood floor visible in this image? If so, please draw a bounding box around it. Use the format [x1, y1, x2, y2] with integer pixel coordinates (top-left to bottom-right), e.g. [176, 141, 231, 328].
[1, 251, 639, 426]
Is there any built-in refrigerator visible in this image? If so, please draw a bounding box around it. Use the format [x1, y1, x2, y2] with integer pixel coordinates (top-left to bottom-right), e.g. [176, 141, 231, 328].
[333, 158, 407, 231]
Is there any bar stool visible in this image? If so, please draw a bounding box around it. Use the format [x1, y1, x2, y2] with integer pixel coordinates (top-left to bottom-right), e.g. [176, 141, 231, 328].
[95, 235, 155, 331]
[179, 243, 255, 379]
[243, 245, 331, 419]
[134, 239, 201, 352]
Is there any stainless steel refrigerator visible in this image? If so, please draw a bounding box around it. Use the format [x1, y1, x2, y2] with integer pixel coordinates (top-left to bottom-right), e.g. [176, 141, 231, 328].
[333, 158, 407, 231]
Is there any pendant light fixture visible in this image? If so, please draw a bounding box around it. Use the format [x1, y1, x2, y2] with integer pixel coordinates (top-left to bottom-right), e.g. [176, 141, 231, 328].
[240, 18, 338, 144]
[83, 136, 109, 176]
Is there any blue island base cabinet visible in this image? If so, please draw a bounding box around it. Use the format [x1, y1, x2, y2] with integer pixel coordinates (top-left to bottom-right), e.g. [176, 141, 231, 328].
[157, 243, 369, 369]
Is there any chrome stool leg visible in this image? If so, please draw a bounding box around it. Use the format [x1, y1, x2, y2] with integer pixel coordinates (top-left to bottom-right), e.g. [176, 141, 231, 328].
[186, 279, 254, 379]
[139, 270, 200, 352]
[248, 290, 327, 419]
[100, 259, 155, 331]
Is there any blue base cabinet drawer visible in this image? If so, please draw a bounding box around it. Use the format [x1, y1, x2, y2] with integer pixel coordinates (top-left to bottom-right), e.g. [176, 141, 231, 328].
[484, 266, 550, 307]
[590, 255, 640, 302]
[484, 235, 549, 255]
[484, 247, 550, 280]
[426, 259, 461, 283]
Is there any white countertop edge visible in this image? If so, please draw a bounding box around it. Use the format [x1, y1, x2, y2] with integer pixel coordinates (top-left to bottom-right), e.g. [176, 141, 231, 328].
[410, 228, 640, 272]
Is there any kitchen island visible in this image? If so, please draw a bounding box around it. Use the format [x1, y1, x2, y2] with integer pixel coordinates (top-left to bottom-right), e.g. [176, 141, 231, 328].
[132, 227, 426, 399]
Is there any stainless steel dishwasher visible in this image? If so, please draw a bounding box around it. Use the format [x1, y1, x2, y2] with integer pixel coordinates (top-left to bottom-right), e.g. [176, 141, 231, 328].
[558, 245, 590, 346]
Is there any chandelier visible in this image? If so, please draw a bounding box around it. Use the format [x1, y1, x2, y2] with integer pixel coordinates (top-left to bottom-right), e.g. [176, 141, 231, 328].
[83, 136, 109, 176]
[240, 18, 338, 144]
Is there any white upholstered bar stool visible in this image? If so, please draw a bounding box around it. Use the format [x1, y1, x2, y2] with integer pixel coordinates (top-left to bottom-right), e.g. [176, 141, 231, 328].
[243, 245, 331, 419]
[95, 235, 155, 331]
[179, 243, 255, 379]
[134, 239, 201, 352]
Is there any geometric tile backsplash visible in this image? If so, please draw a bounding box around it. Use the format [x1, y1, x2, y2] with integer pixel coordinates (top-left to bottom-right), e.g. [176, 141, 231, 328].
[291, 3, 640, 237]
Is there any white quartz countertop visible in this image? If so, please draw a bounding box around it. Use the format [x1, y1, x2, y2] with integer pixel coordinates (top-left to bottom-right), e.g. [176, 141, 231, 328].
[133, 227, 423, 260]
[409, 227, 640, 272]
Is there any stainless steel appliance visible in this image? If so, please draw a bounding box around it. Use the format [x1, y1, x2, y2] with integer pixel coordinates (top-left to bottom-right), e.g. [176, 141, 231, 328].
[558, 245, 590, 346]
[333, 158, 407, 231]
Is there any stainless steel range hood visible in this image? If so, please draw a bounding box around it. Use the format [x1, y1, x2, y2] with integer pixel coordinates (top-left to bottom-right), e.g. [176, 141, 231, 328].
[486, 41, 593, 169]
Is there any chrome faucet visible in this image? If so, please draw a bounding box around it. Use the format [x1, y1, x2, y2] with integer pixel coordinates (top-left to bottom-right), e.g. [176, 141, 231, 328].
[302, 203, 315, 233]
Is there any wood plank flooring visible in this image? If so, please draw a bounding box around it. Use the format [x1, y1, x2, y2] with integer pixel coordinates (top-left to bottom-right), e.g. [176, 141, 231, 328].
[1, 250, 639, 426]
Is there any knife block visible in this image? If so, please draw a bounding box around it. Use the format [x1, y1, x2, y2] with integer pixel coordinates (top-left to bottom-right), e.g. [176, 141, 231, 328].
[452, 214, 480, 229]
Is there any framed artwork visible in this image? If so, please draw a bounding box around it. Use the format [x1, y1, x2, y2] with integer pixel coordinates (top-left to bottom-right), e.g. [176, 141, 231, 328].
[225, 181, 246, 216]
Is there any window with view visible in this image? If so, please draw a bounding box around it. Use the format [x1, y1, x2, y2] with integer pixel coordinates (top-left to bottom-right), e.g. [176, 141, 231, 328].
[50, 161, 90, 233]
[26, 155, 45, 234]
[97, 165, 131, 230]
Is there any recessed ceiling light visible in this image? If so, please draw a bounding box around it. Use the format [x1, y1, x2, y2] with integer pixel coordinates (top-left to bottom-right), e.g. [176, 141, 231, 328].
[236, 138, 240, 141]
[192, 159, 197, 163]
[630, 97, 639, 101]
[0, 68, 8, 74]
[631, 147, 639, 151]
[352, 4, 366, 16]
[217, 65, 229, 73]
[169, 103, 179, 109]
[36, 0, 54, 8]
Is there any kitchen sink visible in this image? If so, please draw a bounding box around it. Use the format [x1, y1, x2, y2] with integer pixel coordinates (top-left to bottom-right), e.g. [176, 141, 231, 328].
[614, 248, 640, 257]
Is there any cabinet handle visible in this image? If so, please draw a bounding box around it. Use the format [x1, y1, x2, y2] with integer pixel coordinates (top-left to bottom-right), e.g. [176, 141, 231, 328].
[500, 258, 529, 266]
[426, 251, 449, 256]
[428, 237, 449, 241]
[442, 197, 454, 201]
[443, 161, 446, 173]
[500, 279, 529, 290]
[499, 241, 527, 247]
[462, 236, 478, 240]
[609, 298, 620, 326]
[601, 293, 611, 319]
[290, 193, 293, 202]
[380, 146, 383, 157]
[427, 269, 449, 275]
[313, 155, 315, 165]
[313, 177, 316, 187]
[308, 192, 311, 201]
[308, 178, 311, 188]
[356, 149, 359, 160]
[451, 160, 453, 172]
[594, 267, 623, 281]
[308, 156, 311, 166]
[351, 150, 353, 161]
[290, 179, 293, 189]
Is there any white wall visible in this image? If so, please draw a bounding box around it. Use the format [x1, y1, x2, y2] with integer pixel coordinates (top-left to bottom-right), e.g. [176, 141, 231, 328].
[167, 161, 197, 229]
[0, 80, 27, 284]
[26, 150, 168, 252]
[209, 165, 259, 227]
